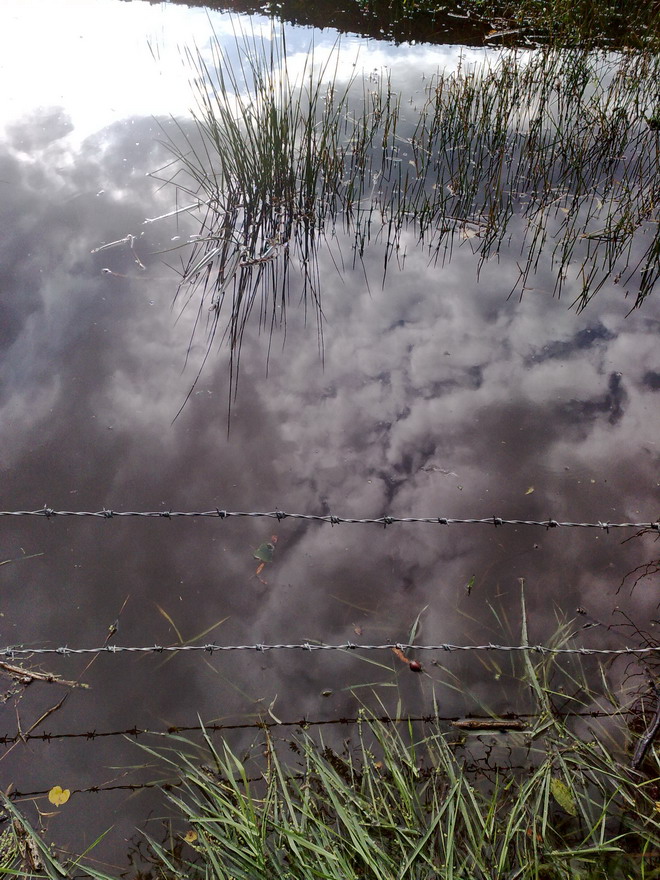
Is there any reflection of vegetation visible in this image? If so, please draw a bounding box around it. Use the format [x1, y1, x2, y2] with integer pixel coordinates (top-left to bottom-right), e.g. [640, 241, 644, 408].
[354, 48, 660, 313]
[157, 27, 659, 405]
[354, 0, 660, 49]
[188, 0, 660, 51]
[620, 518, 660, 593]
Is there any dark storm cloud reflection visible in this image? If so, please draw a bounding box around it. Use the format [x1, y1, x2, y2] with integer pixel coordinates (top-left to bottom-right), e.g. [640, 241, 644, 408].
[1, 106, 659, 858]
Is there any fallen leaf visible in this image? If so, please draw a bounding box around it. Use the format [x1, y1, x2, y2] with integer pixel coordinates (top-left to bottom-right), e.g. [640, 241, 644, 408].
[48, 786, 70, 806]
[254, 542, 276, 563]
[550, 778, 576, 816]
[184, 829, 198, 843]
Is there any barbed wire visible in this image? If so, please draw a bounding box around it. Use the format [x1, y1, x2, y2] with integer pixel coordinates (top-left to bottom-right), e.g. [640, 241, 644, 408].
[2, 641, 659, 659]
[7, 709, 642, 801]
[0, 708, 637, 746]
[10, 759, 538, 802]
[0, 507, 658, 531]
[8, 702, 658, 802]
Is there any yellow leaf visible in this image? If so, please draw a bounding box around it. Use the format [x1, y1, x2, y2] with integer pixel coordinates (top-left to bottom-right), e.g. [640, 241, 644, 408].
[184, 829, 198, 843]
[550, 778, 576, 815]
[48, 786, 70, 806]
[525, 486, 534, 495]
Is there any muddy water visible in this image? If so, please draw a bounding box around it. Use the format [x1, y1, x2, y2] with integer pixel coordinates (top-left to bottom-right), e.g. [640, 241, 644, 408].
[1, 0, 659, 866]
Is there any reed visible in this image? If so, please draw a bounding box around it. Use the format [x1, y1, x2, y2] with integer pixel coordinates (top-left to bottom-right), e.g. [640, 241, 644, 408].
[155, 27, 659, 410]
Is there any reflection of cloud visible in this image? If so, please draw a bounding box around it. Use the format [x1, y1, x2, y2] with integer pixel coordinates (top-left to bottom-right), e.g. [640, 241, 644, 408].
[0, 0, 224, 139]
[6, 108, 74, 152]
[1, 95, 660, 858]
[3, 108, 659, 646]
[0, 116, 177, 465]
[238, 224, 660, 655]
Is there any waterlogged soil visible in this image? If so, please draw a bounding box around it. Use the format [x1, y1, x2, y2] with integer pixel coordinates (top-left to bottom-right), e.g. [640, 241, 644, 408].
[0, 0, 659, 866]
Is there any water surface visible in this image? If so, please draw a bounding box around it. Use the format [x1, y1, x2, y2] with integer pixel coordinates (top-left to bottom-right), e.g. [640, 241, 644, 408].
[0, 0, 659, 865]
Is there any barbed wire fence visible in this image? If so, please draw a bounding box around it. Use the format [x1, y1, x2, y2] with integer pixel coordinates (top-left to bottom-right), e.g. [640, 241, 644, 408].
[1, 510, 657, 685]
[2, 503, 658, 802]
[2, 508, 656, 662]
[0, 507, 658, 530]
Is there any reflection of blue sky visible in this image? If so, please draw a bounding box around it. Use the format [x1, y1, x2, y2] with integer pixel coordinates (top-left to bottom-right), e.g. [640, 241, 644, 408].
[1, 0, 660, 860]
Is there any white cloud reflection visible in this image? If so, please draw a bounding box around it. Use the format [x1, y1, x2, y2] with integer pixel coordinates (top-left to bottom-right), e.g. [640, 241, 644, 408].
[0, 0, 494, 143]
[1, 0, 659, 858]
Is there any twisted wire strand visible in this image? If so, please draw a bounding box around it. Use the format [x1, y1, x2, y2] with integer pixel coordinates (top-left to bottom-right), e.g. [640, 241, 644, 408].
[0, 507, 657, 531]
[10, 760, 537, 801]
[2, 642, 658, 658]
[0, 707, 637, 746]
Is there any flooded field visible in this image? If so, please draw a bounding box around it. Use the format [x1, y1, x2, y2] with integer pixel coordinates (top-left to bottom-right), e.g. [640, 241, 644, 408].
[0, 0, 659, 873]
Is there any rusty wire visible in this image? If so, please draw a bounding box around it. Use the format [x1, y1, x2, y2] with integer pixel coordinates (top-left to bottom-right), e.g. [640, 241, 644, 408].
[0, 707, 634, 747]
[6, 708, 635, 801]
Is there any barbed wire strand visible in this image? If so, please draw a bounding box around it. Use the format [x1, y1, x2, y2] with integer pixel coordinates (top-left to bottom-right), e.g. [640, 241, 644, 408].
[0, 507, 658, 531]
[10, 758, 537, 802]
[2, 641, 659, 658]
[0, 707, 638, 746]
